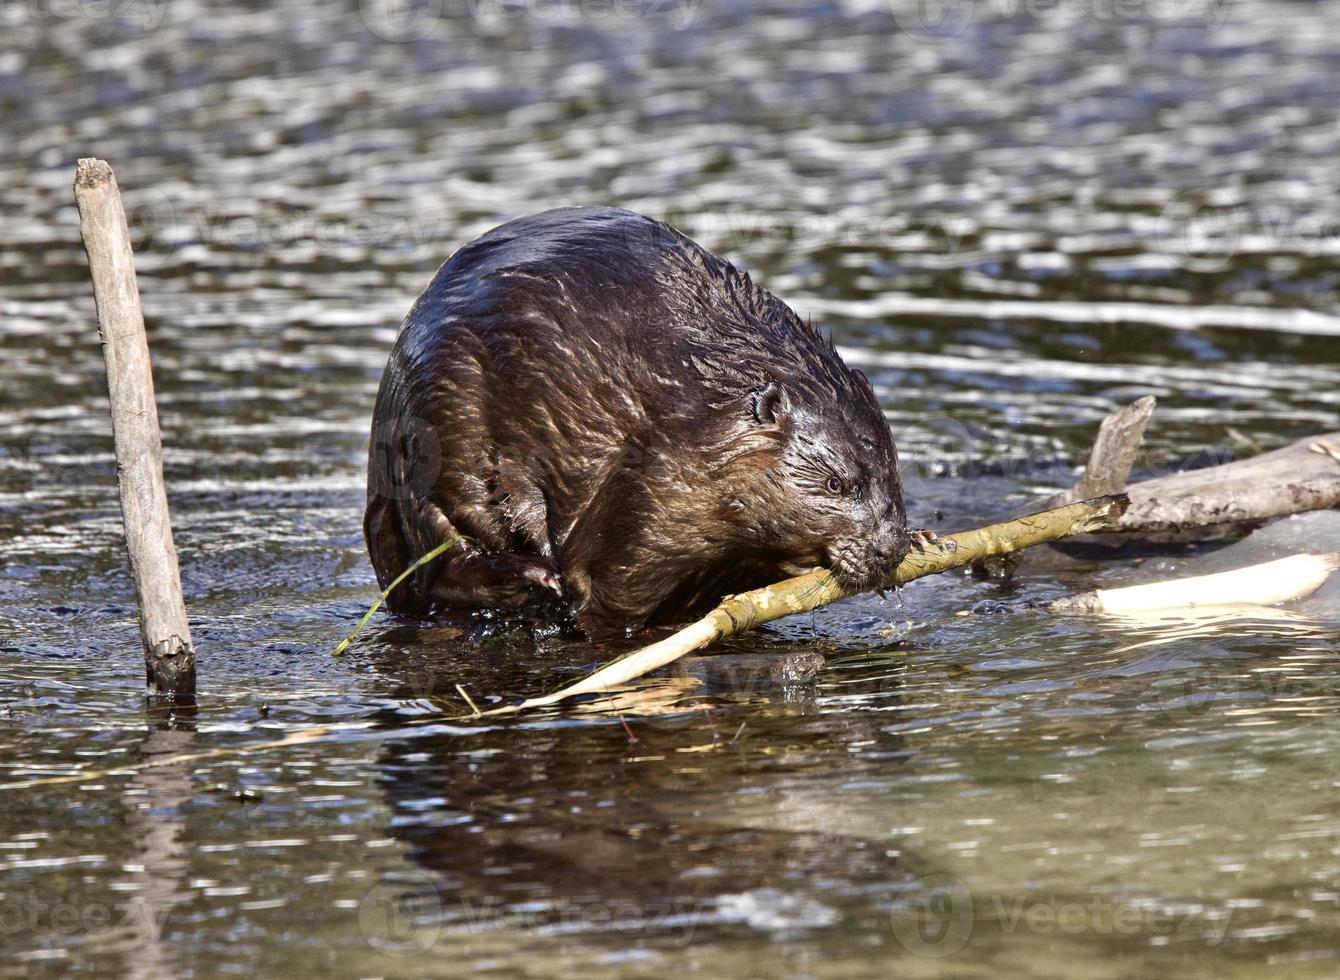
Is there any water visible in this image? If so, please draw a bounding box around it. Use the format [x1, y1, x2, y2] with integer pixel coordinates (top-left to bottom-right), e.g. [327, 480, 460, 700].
[3, 1, 1340, 975]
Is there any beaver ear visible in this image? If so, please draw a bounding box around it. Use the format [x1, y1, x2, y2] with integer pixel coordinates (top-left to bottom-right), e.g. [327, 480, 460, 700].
[751, 380, 789, 426]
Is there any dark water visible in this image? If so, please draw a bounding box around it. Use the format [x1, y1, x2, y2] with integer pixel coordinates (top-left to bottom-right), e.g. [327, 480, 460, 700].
[4, 1, 1340, 976]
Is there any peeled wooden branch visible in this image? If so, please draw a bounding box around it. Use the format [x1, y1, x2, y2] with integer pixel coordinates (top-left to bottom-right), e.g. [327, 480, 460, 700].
[1050, 553, 1339, 614]
[75, 158, 195, 700]
[468, 494, 1129, 717]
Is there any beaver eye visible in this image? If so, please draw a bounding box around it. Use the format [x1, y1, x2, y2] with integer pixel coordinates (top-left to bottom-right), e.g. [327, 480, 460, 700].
[824, 476, 844, 496]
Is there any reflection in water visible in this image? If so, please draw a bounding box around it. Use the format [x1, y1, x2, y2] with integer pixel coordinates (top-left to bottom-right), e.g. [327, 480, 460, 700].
[375, 707, 915, 946]
[100, 720, 196, 980]
[2, 0, 1340, 976]
[1098, 607, 1326, 654]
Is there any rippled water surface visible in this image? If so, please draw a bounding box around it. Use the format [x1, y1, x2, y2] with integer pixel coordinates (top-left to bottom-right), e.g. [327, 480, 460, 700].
[4, 1, 1340, 976]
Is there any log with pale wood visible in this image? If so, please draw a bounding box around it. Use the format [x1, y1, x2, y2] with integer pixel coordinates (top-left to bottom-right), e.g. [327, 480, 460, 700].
[1054, 395, 1157, 505]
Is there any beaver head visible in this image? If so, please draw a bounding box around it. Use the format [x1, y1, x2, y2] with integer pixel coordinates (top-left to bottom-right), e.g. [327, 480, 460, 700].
[709, 368, 910, 593]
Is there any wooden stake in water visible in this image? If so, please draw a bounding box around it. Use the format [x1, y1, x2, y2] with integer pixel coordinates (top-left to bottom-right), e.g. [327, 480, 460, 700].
[74, 158, 196, 700]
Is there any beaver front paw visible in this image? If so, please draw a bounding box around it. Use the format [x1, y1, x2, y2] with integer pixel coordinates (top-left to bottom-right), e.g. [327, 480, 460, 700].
[426, 551, 564, 609]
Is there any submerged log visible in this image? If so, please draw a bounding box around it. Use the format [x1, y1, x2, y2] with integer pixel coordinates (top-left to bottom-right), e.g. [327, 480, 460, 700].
[1003, 396, 1340, 559]
[1056, 397, 1340, 535]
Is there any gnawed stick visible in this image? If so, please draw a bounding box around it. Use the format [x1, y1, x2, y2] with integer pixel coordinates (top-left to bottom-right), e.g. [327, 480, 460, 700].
[75, 158, 195, 700]
[1049, 552, 1340, 614]
[469, 493, 1130, 717]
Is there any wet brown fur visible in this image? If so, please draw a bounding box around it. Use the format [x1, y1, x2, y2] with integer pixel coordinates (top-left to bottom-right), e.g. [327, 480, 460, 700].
[365, 207, 908, 638]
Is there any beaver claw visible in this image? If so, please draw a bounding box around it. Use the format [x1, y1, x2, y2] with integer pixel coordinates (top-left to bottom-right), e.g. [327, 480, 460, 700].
[910, 528, 938, 550]
[520, 561, 564, 597]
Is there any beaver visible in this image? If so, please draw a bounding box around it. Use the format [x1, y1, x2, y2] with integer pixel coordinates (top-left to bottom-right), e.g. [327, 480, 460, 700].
[364, 206, 911, 638]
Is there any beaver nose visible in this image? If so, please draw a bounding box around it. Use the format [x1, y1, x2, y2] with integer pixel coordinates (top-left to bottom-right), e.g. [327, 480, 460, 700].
[868, 525, 910, 567]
